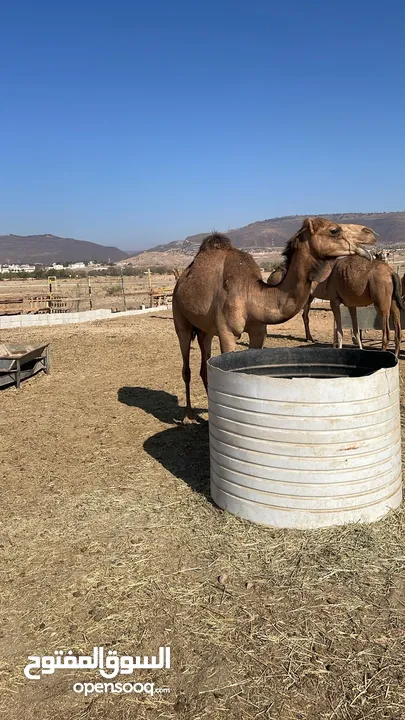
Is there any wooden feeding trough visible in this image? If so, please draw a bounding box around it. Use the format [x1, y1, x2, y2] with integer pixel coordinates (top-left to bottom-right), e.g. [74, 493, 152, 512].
[151, 289, 173, 307]
[0, 296, 24, 315]
[0, 343, 50, 389]
[26, 294, 70, 314]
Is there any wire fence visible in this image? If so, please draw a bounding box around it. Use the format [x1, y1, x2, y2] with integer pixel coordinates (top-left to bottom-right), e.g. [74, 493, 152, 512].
[0, 274, 176, 316]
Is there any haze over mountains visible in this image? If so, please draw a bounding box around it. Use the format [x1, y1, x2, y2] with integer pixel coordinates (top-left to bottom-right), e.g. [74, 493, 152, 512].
[1, 212, 405, 265]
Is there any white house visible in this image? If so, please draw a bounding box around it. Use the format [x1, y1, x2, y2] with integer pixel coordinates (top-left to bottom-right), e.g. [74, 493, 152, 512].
[0, 264, 36, 274]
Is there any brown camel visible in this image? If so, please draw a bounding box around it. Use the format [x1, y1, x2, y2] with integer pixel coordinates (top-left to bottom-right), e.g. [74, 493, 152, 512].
[327, 257, 404, 356]
[173, 217, 374, 422]
[267, 227, 378, 345]
[272, 256, 404, 354]
[274, 258, 405, 355]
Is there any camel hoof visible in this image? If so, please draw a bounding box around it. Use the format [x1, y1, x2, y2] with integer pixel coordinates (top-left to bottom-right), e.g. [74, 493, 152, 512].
[173, 410, 198, 426]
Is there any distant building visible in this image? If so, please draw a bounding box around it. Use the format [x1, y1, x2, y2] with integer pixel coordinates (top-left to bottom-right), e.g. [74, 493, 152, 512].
[0, 263, 36, 273]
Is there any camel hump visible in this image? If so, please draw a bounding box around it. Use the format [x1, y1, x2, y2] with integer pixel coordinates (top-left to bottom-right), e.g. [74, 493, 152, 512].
[198, 232, 233, 253]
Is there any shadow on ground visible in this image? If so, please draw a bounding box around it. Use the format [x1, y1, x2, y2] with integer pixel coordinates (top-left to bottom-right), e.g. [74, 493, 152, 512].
[266, 333, 309, 342]
[143, 422, 211, 497]
[118, 386, 207, 425]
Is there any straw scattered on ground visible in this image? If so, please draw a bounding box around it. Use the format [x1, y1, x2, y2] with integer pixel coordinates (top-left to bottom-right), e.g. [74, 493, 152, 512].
[0, 308, 404, 719]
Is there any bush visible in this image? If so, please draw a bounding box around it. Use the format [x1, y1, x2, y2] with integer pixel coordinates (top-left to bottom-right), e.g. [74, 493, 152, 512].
[105, 285, 122, 296]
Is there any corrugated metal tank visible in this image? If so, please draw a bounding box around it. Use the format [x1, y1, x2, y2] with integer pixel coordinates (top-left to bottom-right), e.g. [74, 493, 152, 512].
[207, 347, 402, 529]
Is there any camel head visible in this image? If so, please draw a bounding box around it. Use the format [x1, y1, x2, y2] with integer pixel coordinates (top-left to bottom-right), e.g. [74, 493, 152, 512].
[285, 218, 376, 264]
[340, 223, 377, 252]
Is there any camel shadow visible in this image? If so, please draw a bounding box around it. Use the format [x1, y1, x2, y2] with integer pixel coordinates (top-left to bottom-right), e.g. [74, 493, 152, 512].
[239, 336, 334, 346]
[237, 334, 307, 346]
[266, 333, 309, 342]
[143, 422, 211, 498]
[117, 386, 207, 425]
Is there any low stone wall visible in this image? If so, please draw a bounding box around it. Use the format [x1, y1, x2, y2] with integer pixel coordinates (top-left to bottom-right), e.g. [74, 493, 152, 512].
[0, 306, 169, 330]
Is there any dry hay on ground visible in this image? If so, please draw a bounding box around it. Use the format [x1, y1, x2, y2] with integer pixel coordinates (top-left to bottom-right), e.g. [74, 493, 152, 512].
[0, 309, 405, 720]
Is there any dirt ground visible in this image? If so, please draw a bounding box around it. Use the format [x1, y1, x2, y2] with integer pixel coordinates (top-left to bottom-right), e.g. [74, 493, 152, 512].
[1, 308, 405, 720]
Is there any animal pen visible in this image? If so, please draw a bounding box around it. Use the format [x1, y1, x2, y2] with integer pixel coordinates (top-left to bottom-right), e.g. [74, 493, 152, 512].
[0, 271, 174, 317]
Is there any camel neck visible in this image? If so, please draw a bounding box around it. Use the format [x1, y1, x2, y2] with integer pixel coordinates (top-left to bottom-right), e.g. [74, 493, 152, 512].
[252, 247, 316, 324]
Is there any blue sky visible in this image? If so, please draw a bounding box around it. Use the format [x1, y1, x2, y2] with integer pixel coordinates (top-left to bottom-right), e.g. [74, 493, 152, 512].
[1, 0, 404, 250]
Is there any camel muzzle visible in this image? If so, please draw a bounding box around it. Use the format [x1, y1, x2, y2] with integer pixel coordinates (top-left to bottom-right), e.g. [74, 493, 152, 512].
[354, 245, 373, 260]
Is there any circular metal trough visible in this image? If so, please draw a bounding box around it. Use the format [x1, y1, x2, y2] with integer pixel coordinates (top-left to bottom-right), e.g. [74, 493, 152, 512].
[207, 347, 402, 529]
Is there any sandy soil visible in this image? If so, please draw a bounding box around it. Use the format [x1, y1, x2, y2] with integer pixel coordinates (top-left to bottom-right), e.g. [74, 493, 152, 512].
[0, 308, 404, 719]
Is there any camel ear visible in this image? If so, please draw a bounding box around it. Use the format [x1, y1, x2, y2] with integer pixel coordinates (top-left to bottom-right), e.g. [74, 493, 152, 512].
[302, 218, 315, 235]
[290, 217, 314, 242]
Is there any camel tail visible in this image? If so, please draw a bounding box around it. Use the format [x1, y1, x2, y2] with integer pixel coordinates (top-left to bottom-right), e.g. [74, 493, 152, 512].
[191, 326, 198, 341]
[392, 273, 405, 311]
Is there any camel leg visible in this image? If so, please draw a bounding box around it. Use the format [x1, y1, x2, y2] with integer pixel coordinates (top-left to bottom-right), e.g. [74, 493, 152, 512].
[380, 315, 390, 352]
[247, 323, 267, 349]
[375, 302, 391, 352]
[331, 300, 343, 349]
[391, 301, 401, 357]
[196, 331, 213, 393]
[302, 297, 315, 342]
[218, 329, 237, 354]
[177, 328, 196, 424]
[348, 307, 362, 349]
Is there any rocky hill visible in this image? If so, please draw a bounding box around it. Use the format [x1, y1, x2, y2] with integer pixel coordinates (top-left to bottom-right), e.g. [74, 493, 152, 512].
[124, 212, 405, 267]
[0, 234, 127, 265]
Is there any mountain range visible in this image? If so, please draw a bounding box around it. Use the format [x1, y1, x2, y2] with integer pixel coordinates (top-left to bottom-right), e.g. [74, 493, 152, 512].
[0, 234, 127, 265]
[1, 212, 405, 265]
[133, 211, 405, 258]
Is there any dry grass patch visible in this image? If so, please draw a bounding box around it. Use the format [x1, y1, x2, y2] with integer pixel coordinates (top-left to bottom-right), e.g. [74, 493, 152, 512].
[0, 310, 404, 719]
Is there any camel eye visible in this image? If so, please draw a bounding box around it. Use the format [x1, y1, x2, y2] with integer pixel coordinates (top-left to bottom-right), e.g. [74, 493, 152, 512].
[329, 227, 341, 236]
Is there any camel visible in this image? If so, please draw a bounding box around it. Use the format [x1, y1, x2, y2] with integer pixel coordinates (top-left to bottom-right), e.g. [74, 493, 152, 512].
[327, 257, 404, 356]
[173, 217, 375, 422]
[268, 257, 404, 355]
[267, 241, 389, 348]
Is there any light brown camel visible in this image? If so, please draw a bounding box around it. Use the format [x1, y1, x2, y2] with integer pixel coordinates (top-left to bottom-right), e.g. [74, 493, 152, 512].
[270, 256, 404, 355]
[267, 227, 378, 345]
[327, 257, 404, 356]
[173, 217, 374, 422]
